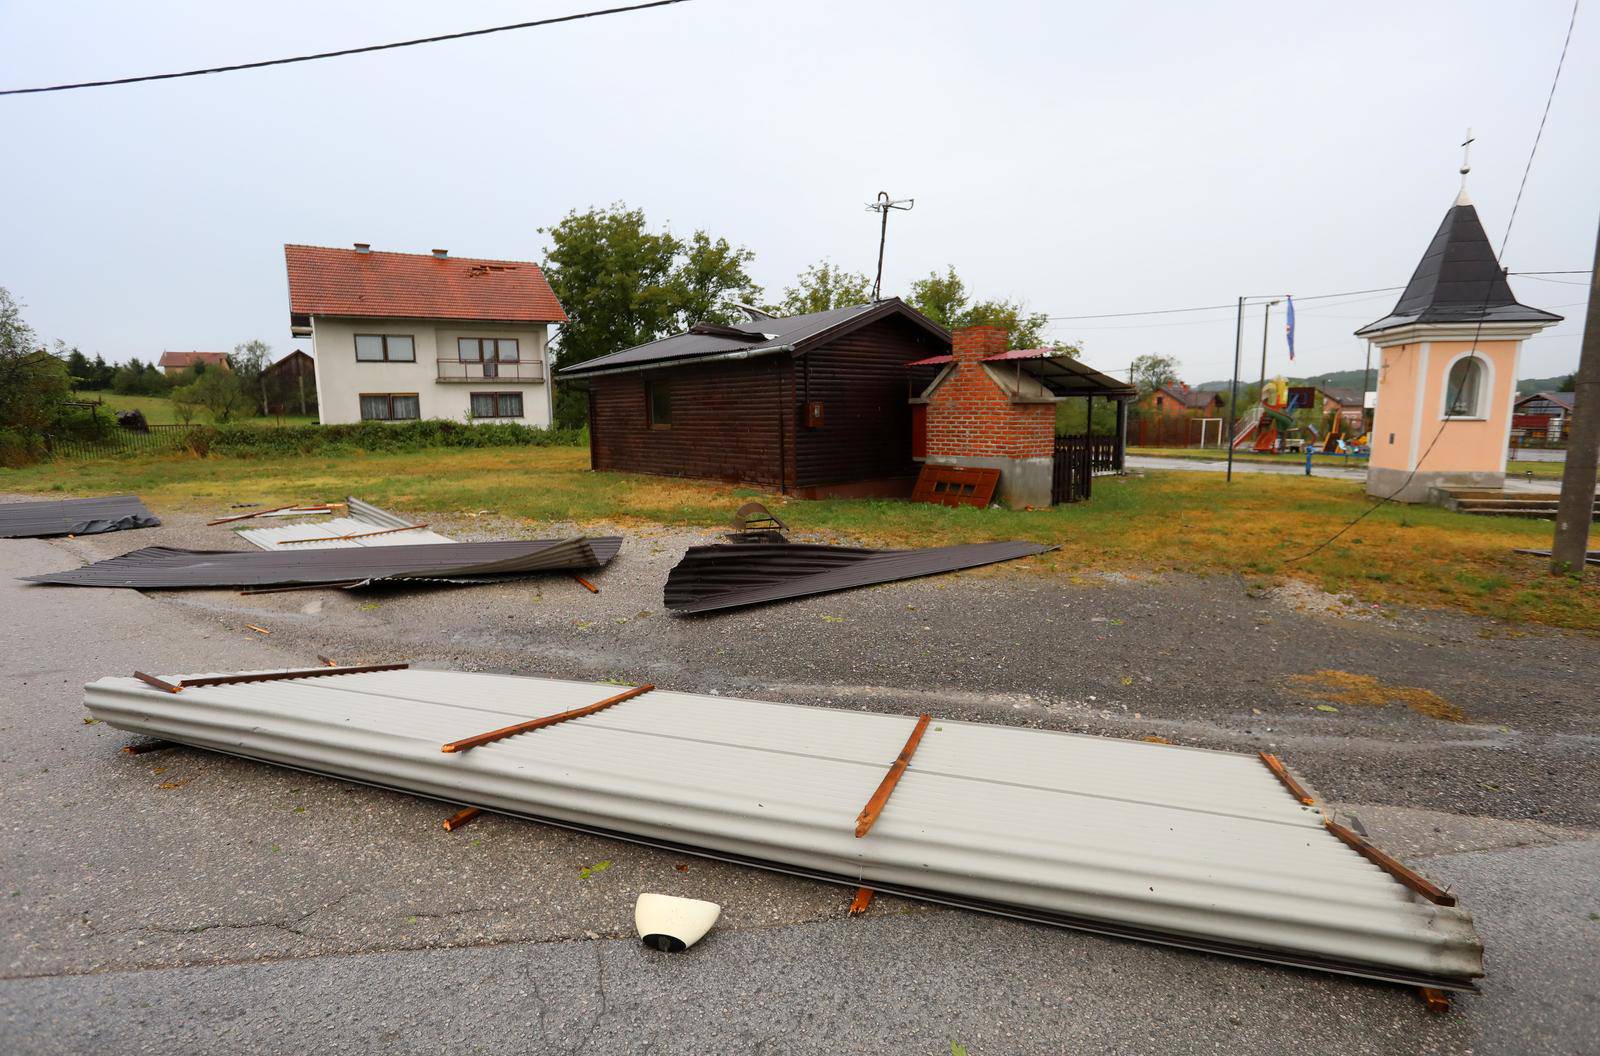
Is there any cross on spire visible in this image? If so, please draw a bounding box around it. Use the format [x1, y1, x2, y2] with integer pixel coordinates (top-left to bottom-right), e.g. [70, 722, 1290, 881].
[1457, 128, 1474, 204]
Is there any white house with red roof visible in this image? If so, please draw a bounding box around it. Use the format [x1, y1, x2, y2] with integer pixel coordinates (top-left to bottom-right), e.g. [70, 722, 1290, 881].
[284, 243, 567, 427]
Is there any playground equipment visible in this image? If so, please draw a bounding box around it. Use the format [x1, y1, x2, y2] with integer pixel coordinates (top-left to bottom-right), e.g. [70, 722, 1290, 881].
[1232, 377, 1322, 452]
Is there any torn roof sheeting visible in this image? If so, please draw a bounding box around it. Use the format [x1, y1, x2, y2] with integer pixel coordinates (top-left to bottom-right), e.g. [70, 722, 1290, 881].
[663, 541, 1054, 614]
[0, 495, 160, 539]
[22, 537, 620, 589]
[82, 668, 1483, 989]
[236, 497, 454, 550]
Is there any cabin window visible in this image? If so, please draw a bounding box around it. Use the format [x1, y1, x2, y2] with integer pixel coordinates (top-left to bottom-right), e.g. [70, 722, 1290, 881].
[470, 392, 523, 419]
[647, 380, 672, 427]
[354, 334, 415, 362]
[359, 393, 420, 420]
[1444, 356, 1486, 418]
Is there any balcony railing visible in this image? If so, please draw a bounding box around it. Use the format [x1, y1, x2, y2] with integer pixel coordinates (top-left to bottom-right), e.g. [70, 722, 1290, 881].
[435, 359, 545, 383]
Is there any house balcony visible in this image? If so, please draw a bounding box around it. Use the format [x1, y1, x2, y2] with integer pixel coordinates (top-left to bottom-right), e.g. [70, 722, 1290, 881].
[435, 360, 545, 383]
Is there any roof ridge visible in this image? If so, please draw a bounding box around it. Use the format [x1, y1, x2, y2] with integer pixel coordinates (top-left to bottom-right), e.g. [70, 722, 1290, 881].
[283, 243, 543, 268]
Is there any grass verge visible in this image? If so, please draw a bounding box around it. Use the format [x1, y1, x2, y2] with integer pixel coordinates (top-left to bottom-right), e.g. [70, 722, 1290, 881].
[3, 445, 1593, 630]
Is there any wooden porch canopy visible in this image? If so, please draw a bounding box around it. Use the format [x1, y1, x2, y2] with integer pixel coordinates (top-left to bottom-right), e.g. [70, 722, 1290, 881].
[907, 347, 1137, 401]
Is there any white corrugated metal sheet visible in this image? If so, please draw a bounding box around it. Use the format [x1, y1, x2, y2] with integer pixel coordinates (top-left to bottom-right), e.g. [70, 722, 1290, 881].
[82, 668, 1482, 988]
[237, 497, 453, 550]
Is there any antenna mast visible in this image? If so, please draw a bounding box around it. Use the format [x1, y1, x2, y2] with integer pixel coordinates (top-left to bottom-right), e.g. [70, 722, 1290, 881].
[866, 191, 914, 301]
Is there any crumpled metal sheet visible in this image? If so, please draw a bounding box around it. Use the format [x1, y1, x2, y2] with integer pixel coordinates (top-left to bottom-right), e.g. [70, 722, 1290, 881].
[663, 541, 1055, 614]
[236, 497, 455, 550]
[0, 495, 160, 539]
[23, 537, 621, 590]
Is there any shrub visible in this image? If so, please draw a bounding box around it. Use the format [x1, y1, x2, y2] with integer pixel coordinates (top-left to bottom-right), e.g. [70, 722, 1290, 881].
[197, 419, 588, 458]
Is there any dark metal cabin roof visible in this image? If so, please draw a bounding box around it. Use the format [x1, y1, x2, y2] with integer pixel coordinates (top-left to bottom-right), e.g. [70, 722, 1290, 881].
[0, 495, 160, 538]
[23, 537, 621, 589]
[663, 540, 1055, 614]
[559, 299, 949, 377]
[1357, 198, 1562, 336]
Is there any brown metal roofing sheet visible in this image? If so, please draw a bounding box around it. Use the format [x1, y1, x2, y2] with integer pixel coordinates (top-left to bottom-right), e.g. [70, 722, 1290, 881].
[22, 537, 621, 589]
[0, 495, 160, 539]
[663, 541, 1054, 614]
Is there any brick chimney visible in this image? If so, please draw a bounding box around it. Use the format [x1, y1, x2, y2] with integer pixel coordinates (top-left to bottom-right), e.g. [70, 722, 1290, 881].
[923, 325, 1056, 508]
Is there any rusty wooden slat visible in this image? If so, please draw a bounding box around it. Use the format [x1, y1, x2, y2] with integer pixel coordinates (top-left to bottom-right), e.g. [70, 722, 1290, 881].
[443, 807, 482, 831]
[848, 887, 875, 915]
[1419, 987, 1451, 1014]
[132, 671, 182, 694]
[1258, 751, 1315, 805]
[440, 684, 656, 754]
[1325, 819, 1457, 906]
[854, 713, 932, 838]
[572, 574, 599, 594]
[282, 523, 428, 545]
[316, 655, 339, 667]
[178, 662, 409, 689]
[204, 505, 300, 524]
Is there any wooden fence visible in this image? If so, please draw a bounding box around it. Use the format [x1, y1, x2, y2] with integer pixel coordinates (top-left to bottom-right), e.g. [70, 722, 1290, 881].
[1128, 415, 1225, 449]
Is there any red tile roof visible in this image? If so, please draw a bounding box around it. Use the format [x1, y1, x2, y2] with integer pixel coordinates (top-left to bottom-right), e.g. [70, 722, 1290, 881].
[159, 350, 229, 368]
[284, 244, 566, 325]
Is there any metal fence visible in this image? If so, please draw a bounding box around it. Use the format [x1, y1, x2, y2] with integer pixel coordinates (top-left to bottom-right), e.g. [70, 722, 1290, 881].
[44, 423, 202, 460]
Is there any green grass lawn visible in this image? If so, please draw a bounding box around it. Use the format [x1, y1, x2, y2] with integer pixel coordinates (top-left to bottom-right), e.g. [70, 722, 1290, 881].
[4, 444, 1593, 630]
[79, 392, 317, 427]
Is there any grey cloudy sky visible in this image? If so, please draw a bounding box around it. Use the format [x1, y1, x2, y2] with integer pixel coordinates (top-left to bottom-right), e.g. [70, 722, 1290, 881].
[1, 0, 1594, 385]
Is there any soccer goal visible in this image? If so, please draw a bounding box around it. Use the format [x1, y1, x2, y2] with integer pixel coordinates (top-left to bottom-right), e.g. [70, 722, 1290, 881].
[1195, 417, 1224, 449]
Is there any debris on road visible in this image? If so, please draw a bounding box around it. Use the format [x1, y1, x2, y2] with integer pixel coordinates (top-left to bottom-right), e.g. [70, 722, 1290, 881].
[236, 497, 453, 550]
[83, 665, 1483, 991]
[635, 893, 721, 952]
[663, 541, 1055, 615]
[23, 537, 622, 591]
[0, 495, 160, 538]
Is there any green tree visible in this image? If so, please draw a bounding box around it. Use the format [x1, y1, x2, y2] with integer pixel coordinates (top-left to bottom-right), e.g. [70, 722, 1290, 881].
[540, 203, 760, 427]
[60, 344, 92, 388]
[229, 339, 273, 416]
[776, 260, 871, 315]
[1558, 373, 1576, 392]
[0, 287, 71, 462]
[170, 382, 202, 424]
[1129, 353, 1180, 395]
[193, 369, 250, 422]
[906, 266, 1053, 349]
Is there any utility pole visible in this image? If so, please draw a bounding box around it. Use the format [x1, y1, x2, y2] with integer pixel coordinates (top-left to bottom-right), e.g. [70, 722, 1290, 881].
[1550, 217, 1600, 572]
[866, 191, 914, 301]
[1225, 296, 1245, 482]
[1256, 299, 1281, 404]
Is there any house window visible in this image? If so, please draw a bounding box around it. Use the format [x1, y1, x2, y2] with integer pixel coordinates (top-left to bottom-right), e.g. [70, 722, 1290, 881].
[647, 380, 672, 427]
[457, 338, 519, 378]
[359, 393, 420, 421]
[1444, 357, 1486, 418]
[470, 392, 523, 419]
[1155, 396, 1164, 409]
[354, 334, 415, 362]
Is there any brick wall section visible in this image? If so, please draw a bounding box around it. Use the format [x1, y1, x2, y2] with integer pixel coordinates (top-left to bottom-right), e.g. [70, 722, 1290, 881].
[925, 326, 1055, 460]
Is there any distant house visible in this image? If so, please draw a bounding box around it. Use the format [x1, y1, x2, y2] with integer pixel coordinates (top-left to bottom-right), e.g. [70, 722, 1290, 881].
[1135, 383, 1222, 417]
[260, 350, 317, 416]
[1513, 390, 1575, 443]
[1319, 387, 1367, 430]
[159, 350, 229, 375]
[283, 243, 566, 426]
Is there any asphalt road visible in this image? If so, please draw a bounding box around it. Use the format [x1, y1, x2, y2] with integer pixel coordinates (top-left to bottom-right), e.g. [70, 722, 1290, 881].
[2, 505, 1596, 1054]
[1124, 455, 1564, 493]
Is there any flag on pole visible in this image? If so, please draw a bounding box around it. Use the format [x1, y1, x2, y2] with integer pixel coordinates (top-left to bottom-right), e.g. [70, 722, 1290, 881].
[1285, 296, 1296, 360]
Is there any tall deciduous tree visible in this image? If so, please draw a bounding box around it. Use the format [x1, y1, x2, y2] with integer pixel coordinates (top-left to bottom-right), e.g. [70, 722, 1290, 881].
[775, 260, 871, 315]
[539, 204, 760, 427]
[1129, 353, 1180, 395]
[0, 287, 70, 461]
[906, 266, 1055, 350]
[229, 339, 273, 416]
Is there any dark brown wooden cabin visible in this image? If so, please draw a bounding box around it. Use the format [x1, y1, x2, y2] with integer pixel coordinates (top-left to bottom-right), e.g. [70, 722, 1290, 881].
[559, 300, 950, 497]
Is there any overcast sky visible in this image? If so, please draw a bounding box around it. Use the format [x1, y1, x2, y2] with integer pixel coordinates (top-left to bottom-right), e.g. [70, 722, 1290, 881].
[1, 0, 1594, 385]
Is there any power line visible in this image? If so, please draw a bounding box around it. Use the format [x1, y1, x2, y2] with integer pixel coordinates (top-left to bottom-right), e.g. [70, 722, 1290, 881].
[0, 0, 693, 96]
[1288, 0, 1581, 565]
[1046, 285, 1408, 322]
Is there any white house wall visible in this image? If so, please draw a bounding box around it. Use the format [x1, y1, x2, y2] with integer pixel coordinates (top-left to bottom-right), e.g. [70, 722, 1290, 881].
[310, 315, 552, 427]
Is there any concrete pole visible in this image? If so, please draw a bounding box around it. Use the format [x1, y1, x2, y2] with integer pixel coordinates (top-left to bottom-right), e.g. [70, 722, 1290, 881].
[1550, 218, 1600, 572]
[1225, 297, 1244, 482]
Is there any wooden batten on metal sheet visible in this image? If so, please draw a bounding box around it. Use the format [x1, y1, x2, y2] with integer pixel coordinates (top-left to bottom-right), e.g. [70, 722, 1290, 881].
[854, 713, 932, 838]
[132, 671, 181, 694]
[1324, 819, 1456, 906]
[443, 807, 482, 831]
[1419, 987, 1452, 1014]
[848, 887, 876, 915]
[205, 504, 307, 526]
[440, 684, 656, 753]
[1258, 752, 1316, 805]
[178, 663, 410, 689]
[281, 524, 428, 545]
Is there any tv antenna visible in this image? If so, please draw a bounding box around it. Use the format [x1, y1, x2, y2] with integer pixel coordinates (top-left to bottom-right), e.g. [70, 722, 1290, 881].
[866, 191, 914, 301]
